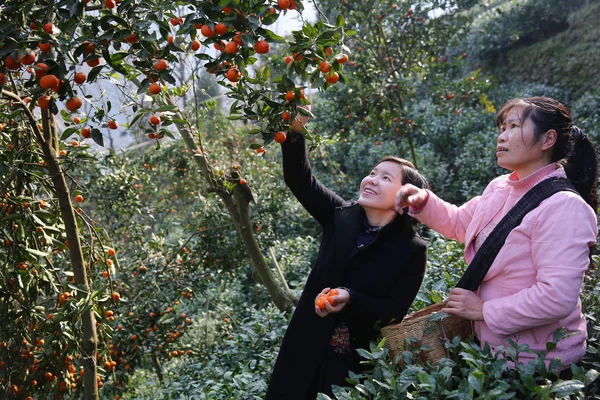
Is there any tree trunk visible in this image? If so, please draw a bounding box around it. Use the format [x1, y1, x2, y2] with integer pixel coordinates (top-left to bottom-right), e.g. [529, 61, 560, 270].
[40, 110, 99, 400]
[150, 351, 164, 383]
[170, 104, 297, 312]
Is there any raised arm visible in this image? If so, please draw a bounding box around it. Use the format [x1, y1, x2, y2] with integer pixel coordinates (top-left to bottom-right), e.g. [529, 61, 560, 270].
[281, 131, 347, 226]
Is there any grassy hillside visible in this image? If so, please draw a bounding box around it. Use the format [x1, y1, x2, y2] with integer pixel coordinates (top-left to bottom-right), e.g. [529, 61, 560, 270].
[490, 1, 600, 97]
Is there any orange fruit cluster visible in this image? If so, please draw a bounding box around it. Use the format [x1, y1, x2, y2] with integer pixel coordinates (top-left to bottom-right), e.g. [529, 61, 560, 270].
[315, 288, 339, 310]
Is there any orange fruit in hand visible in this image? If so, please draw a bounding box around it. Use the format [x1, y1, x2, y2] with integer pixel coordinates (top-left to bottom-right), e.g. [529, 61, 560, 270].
[254, 40, 270, 54]
[66, 97, 82, 112]
[315, 296, 327, 310]
[274, 131, 287, 143]
[328, 289, 339, 296]
[327, 296, 337, 307]
[40, 74, 59, 89]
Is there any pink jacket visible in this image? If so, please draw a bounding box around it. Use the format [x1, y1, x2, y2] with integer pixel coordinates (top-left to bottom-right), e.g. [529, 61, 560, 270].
[411, 164, 597, 367]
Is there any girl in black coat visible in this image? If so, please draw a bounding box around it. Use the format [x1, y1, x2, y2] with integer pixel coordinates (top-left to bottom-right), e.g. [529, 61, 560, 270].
[265, 113, 430, 399]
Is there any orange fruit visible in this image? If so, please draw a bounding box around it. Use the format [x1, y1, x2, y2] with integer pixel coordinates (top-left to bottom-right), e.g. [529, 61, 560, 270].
[214, 40, 226, 51]
[107, 120, 118, 129]
[328, 289, 339, 296]
[214, 23, 228, 35]
[74, 194, 84, 203]
[34, 62, 49, 78]
[200, 25, 214, 37]
[326, 71, 339, 84]
[278, 0, 290, 10]
[40, 74, 59, 89]
[274, 131, 287, 143]
[66, 97, 82, 112]
[327, 296, 337, 306]
[5, 55, 21, 70]
[319, 60, 331, 73]
[170, 17, 179, 26]
[233, 33, 244, 45]
[222, 6, 233, 13]
[284, 55, 293, 65]
[149, 115, 161, 125]
[0, 73, 5, 86]
[281, 111, 291, 120]
[18, 51, 36, 65]
[284, 90, 295, 102]
[74, 72, 86, 84]
[52, 79, 63, 93]
[336, 53, 349, 64]
[73, 117, 81, 123]
[315, 296, 326, 310]
[86, 58, 101, 67]
[111, 292, 120, 301]
[154, 59, 168, 71]
[105, 0, 116, 8]
[37, 95, 51, 110]
[167, 36, 175, 44]
[81, 41, 95, 54]
[38, 42, 52, 52]
[225, 41, 238, 54]
[107, 248, 116, 256]
[43, 22, 54, 34]
[191, 40, 201, 51]
[239, 178, 247, 185]
[125, 34, 139, 43]
[225, 67, 241, 82]
[148, 83, 161, 95]
[81, 127, 91, 138]
[254, 40, 270, 54]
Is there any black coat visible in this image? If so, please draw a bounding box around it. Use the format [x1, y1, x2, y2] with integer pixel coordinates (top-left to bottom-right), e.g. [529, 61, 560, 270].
[266, 133, 427, 400]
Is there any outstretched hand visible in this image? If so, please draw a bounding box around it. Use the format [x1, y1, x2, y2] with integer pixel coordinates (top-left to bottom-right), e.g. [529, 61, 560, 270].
[314, 287, 350, 317]
[291, 105, 311, 134]
[394, 184, 428, 214]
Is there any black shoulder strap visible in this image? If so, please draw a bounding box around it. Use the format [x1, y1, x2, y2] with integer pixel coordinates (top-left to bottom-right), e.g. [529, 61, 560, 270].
[455, 177, 578, 291]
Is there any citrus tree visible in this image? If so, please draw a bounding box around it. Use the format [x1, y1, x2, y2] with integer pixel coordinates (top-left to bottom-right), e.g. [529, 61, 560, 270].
[0, 0, 351, 398]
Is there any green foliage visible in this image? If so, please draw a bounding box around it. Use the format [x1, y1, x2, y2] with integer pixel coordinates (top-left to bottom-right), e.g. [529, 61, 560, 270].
[463, 0, 600, 97]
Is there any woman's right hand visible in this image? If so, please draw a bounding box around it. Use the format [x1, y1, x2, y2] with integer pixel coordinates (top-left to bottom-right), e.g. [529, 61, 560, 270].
[395, 184, 428, 214]
[291, 104, 311, 133]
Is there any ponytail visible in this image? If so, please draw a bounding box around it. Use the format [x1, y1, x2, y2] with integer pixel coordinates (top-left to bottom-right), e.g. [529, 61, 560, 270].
[563, 127, 598, 210]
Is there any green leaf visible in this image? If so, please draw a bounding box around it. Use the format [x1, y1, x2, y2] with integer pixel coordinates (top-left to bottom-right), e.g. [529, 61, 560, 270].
[26, 248, 49, 257]
[336, 14, 345, 28]
[60, 126, 79, 140]
[91, 128, 104, 147]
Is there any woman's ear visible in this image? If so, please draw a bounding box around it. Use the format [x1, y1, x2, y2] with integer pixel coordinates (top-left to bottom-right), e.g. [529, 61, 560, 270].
[541, 129, 557, 151]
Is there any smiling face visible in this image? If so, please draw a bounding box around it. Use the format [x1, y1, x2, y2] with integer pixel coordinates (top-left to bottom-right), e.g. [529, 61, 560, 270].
[496, 106, 555, 179]
[357, 161, 405, 213]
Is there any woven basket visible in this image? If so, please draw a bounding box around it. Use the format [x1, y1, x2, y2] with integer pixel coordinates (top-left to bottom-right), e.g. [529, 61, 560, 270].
[381, 301, 473, 365]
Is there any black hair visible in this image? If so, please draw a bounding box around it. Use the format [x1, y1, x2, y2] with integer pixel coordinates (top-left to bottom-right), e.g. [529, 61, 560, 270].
[496, 96, 598, 210]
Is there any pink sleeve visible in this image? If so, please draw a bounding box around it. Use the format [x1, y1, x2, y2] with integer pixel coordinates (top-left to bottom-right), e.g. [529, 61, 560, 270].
[409, 190, 480, 244]
[483, 194, 597, 336]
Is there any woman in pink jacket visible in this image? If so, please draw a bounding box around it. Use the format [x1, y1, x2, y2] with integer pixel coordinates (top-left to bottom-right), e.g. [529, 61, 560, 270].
[395, 96, 598, 372]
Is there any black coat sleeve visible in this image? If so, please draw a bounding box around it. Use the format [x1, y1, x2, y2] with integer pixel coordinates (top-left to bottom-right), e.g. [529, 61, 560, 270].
[281, 132, 348, 226]
[347, 242, 427, 325]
